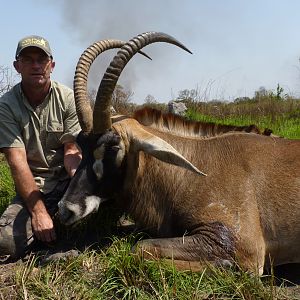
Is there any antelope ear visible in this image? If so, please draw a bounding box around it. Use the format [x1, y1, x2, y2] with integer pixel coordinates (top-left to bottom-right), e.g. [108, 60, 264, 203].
[132, 127, 207, 176]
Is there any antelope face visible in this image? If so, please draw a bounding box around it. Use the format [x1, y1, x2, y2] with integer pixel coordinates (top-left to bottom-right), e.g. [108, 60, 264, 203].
[58, 131, 126, 225]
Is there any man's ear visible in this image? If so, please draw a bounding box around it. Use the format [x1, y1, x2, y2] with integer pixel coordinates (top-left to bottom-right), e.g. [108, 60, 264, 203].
[51, 61, 55, 72]
[13, 61, 20, 73]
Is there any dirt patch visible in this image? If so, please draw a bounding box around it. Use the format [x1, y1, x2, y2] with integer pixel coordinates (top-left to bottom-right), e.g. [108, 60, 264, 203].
[0, 261, 21, 299]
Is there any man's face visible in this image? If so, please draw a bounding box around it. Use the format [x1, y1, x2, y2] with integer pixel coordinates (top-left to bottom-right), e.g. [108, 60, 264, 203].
[13, 47, 55, 88]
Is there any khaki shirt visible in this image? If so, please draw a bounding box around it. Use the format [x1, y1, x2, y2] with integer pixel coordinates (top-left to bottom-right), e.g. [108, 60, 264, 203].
[0, 81, 81, 193]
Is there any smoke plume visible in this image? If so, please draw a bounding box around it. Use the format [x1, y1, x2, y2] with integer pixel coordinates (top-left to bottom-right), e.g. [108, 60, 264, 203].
[45, 0, 197, 103]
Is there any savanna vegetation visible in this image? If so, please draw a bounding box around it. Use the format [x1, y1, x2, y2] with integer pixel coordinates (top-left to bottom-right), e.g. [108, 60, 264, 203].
[0, 64, 300, 299]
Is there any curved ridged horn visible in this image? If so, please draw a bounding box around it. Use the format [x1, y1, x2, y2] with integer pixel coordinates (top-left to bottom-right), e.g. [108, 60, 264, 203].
[93, 32, 192, 135]
[74, 40, 152, 135]
[74, 40, 128, 134]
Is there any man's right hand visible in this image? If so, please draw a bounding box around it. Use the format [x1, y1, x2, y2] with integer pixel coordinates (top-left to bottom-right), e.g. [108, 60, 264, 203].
[31, 209, 57, 243]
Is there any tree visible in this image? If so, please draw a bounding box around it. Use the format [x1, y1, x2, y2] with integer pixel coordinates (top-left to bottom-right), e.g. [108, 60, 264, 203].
[87, 84, 134, 114]
[254, 86, 268, 100]
[176, 89, 199, 102]
[254, 84, 288, 102]
[0, 65, 17, 97]
[111, 84, 133, 113]
[144, 94, 157, 105]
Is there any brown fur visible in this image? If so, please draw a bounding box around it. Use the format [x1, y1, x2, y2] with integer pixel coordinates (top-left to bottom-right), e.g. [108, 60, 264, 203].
[133, 107, 272, 137]
[111, 116, 299, 275]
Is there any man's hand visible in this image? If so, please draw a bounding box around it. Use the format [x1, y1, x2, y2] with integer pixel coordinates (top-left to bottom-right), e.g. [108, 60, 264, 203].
[64, 142, 82, 177]
[31, 209, 56, 243]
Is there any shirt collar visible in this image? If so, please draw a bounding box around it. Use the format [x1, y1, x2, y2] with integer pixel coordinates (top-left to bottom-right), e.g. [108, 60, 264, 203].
[19, 81, 53, 111]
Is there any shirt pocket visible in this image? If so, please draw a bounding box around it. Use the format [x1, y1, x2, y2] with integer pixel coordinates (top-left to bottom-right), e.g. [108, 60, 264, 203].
[46, 120, 64, 149]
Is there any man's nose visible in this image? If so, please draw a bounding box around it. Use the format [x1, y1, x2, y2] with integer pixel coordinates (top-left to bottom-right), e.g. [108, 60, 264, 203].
[31, 60, 43, 67]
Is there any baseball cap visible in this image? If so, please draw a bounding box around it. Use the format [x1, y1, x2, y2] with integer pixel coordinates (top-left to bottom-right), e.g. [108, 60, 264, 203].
[15, 35, 53, 59]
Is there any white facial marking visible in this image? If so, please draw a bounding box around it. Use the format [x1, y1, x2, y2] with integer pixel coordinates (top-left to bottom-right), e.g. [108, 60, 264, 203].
[64, 196, 106, 225]
[93, 144, 106, 180]
[115, 140, 125, 167]
[93, 159, 104, 180]
[84, 195, 103, 215]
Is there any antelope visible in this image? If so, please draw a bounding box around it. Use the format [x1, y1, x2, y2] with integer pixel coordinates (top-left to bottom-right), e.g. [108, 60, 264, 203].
[58, 32, 300, 275]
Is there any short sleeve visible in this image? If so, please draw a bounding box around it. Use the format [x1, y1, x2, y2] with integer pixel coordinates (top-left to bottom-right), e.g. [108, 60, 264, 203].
[60, 89, 81, 144]
[0, 100, 24, 149]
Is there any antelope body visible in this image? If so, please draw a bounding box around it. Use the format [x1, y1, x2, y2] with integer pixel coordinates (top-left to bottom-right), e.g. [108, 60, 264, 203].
[58, 32, 300, 275]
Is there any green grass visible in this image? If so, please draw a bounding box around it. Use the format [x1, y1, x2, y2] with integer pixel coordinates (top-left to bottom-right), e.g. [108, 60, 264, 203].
[5, 236, 290, 299]
[0, 158, 15, 215]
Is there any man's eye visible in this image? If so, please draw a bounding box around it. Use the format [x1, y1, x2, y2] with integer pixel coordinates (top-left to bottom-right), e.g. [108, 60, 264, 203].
[19, 57, 50, 65]
[22, 58, 32, 64]
[38, 58, 50, 64]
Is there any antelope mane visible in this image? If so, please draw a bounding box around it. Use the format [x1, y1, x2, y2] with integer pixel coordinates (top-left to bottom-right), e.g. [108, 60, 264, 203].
[133, 107, 261, 138]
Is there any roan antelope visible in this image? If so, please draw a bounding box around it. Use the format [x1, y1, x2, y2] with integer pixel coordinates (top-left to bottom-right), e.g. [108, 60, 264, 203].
[58, 32, 300, 275]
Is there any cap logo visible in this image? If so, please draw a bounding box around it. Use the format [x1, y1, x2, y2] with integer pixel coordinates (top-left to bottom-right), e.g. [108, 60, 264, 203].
[21, 38, 47, 48]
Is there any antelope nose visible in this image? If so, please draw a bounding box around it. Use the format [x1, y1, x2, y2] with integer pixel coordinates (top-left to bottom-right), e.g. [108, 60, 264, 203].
[58, 201, 74, 225]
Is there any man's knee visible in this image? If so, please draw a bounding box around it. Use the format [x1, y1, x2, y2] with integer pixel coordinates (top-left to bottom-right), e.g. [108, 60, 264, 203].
[0, 224, 21, 258]
[0, 202, 33, 259]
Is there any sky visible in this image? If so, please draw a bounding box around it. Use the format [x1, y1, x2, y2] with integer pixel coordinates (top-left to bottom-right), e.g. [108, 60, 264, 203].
[2, 0, 300, 104]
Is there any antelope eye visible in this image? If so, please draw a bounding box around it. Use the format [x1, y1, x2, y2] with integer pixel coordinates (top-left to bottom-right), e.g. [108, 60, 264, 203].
[111, 145, 120, 152]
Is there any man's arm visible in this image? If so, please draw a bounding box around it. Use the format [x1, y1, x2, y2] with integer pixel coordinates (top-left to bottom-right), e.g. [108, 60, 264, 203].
[2, 147, 56, 243]
[64, 142, 82, 177]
